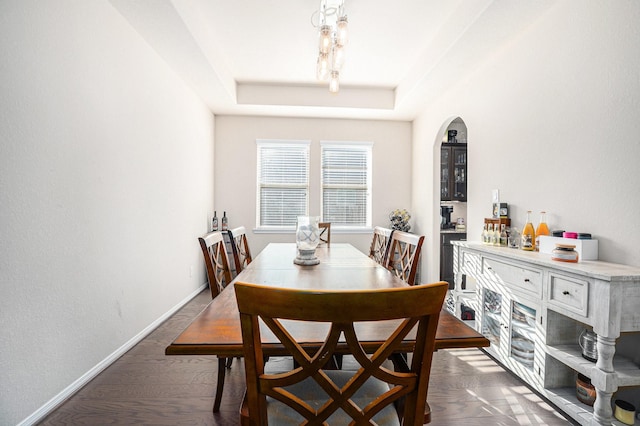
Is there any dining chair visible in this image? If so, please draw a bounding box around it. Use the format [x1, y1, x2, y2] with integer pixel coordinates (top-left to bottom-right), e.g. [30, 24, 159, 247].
[318, 222, 331, 246]
[197, 231, 234, 412]
[384, 230, 425, 286]
[228, 226, 253, 275]
[235, 281, 448, 425]
[369, 226, 394, 265]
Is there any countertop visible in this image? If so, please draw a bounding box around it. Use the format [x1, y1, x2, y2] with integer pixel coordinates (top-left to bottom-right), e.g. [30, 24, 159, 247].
[440, 229, 467, 234]
[452, 241, 640, 281]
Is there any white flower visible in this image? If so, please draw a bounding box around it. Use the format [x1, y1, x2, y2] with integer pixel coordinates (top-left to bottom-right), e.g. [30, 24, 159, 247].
[389, 209, 411, 231]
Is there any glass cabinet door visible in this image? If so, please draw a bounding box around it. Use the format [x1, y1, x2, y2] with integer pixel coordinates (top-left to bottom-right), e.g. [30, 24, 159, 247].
[482, 288, 502, 345]
[452, 146, 467, 201]
[440, 147, 450, 200]
[510, 301, 536, 370]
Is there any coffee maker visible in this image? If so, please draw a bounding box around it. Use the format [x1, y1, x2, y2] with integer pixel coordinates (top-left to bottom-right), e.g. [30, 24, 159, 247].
[440, 205, 454, 229]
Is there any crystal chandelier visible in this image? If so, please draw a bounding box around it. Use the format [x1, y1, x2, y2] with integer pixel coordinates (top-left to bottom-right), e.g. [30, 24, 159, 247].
[312, 0, 348, 93]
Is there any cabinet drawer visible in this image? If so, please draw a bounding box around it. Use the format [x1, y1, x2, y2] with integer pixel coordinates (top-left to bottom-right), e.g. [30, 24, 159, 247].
[547, 273, 589, 317]
[482, 257, 542, 297]
[460, 249, 480, 275]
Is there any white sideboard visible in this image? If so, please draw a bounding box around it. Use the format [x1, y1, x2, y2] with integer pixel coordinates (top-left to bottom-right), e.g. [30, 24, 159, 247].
[451, 241, 640, 426]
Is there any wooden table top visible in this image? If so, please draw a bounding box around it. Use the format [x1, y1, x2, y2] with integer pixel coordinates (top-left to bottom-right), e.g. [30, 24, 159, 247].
[166, 243, 488, 356]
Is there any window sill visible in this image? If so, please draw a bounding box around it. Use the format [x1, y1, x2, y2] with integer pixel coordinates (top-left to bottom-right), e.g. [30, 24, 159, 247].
[253, 227, 374, 234]
[253, 227, 295, 234]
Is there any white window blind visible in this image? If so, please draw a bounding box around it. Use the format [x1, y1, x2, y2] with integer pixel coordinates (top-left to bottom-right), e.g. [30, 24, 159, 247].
[256, 140, 310, 228]
[321, 142, 372, 227]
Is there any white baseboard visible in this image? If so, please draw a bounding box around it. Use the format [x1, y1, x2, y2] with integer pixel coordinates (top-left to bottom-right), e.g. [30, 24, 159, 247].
[17, 284, 207, 426]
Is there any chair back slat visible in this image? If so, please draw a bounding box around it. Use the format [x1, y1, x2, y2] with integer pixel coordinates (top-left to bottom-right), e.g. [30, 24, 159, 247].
[318, 222, 331, 246]
[236, 282, 448, 425]
[198, 232, 233, 299]
[369, 226, 394, 265]
[228, 226, 253, 275]
[385, 231, 425, 286]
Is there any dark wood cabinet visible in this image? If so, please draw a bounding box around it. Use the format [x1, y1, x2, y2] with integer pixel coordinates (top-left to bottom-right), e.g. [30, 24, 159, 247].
[440, 232, 466, 288]
[440, 143, 467, 201]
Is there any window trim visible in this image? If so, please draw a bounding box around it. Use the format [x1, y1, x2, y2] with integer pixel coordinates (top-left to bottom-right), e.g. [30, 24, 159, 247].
[255, 139, 310, 232]
[320, 141, 373, 230]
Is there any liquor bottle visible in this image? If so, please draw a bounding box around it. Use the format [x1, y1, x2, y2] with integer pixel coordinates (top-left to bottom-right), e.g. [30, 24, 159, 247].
[212, 211, 218, 231]
[481, 223, 488, 244]
[521, 210, 535, 251]
[500, 223, 508, 247]
[535, 211, 550, 252]
[221, 211, 228, 231]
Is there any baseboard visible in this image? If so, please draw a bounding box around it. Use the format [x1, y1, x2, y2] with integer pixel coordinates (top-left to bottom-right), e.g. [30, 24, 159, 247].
[17, 284, 207, 426]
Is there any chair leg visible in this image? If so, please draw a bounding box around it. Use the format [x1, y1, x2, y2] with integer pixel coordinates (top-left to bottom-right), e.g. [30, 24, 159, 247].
[424, 402, 432, 424]
[213, 357, 226, 412]
[225, 357, 233, 368]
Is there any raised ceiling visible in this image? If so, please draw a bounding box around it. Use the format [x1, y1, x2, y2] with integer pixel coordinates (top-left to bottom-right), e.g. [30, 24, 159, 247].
[109, 0, 555, 121]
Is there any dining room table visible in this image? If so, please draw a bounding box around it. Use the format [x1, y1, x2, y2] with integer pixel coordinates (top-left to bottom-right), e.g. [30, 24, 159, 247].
[166, 243, 489, 357]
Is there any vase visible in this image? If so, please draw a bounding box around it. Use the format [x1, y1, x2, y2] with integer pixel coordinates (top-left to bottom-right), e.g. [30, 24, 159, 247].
[294, 216, 320, 265]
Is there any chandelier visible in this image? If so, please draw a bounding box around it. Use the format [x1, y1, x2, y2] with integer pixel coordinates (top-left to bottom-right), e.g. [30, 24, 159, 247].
[312, 0, 349, 93]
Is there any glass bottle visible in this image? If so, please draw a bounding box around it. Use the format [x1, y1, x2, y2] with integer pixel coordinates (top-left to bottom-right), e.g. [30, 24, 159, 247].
[492, 224, 500, 246]
[508, 227, 520, 249]
[212, 211, 218, 232]
[535, 211, 550, 252]
[482, 224, 488, 244]
[500, 223, 508, 247]
[521, 210, 535, 251]
[221, 211, 228, 231]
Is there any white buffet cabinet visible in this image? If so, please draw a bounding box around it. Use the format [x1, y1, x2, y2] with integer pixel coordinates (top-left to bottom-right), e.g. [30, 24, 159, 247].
[451, 241, 640, 426]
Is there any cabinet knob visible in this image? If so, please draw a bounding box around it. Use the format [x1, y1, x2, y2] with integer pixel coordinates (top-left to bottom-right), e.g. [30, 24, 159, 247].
[562, 290, 570, 295]
[524, 278, 530, 283]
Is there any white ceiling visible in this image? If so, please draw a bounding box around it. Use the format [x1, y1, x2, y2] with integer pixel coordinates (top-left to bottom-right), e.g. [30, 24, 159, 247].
[109, 0, 556, 121]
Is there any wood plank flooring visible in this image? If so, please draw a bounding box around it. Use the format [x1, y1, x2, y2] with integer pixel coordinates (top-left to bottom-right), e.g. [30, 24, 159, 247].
[39, 290, 578, 425]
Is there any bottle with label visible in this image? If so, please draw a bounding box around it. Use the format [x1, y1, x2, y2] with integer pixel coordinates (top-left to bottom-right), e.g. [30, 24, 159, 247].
[500, 223, 508, 247]
[482, 223, 488, 244]
[492, 224, 500, 246]
[221, 211, 228, 231]
[521, 210, 535, 251]
[535, 211, 550, 252]
[212, 211, 218, 231]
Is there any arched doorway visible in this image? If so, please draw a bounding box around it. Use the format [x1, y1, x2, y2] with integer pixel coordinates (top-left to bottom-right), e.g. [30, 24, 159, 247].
[436, 117, 467, 289]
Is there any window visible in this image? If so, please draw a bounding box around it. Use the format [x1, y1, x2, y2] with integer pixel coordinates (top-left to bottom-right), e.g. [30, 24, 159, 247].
[321, 142, 372, 228]
[256, 140, 310, 229]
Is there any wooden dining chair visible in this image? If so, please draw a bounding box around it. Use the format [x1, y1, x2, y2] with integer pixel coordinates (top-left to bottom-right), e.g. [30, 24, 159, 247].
[199, 232, 233, 299]
[235, 281, 447, 425]
[369, 226, 394, 265]
[384, 230, 425, 286]
[228, 226, 253, 275]
[197, 231, 234, 412]
[318, 222, 331, 246]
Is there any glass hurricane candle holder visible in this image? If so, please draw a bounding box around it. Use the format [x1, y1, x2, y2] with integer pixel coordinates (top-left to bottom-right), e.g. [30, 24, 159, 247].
[294, 216, 320, 265]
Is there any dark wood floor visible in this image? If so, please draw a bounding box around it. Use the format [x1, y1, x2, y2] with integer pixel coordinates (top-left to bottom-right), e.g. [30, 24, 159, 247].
[39, 289, 577, 425]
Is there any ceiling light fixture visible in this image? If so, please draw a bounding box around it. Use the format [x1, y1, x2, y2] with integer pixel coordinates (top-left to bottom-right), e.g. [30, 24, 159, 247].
[312, 0, 348, 93]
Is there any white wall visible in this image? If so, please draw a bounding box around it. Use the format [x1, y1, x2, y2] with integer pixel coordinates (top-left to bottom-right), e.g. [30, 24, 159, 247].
[0, 1, 214, 424]
[214, 116, 412, 255]
[413, 1, 640, 283]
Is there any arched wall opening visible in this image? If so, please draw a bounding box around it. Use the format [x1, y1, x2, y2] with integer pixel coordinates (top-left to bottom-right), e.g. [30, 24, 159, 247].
[431, 116, 468, 291]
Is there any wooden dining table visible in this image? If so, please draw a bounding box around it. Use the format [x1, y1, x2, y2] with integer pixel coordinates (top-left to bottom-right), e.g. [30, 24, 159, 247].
[166, 243, 489, 357]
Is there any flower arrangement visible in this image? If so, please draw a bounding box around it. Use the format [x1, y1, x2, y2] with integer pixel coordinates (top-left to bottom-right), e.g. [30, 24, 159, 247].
[389, 209, 411, 232]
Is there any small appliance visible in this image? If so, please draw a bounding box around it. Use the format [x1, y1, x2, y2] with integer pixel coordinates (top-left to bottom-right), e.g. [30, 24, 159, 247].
[440, 205, 454, 229]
